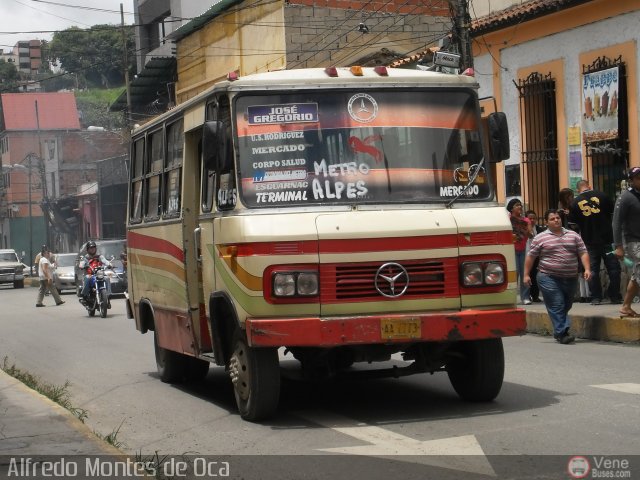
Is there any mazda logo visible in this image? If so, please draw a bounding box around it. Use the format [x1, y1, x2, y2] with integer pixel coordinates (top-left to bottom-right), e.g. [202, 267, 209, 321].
[375, 262, 409, 298]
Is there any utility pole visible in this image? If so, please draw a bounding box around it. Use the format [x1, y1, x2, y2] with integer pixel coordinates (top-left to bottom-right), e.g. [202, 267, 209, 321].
[121, 3, 132, 127]
[35, 101, 50, 250]
[449, 0, 473, 71]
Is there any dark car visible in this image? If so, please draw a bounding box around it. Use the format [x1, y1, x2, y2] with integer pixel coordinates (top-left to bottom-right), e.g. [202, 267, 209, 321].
[75, 239, 127, 296]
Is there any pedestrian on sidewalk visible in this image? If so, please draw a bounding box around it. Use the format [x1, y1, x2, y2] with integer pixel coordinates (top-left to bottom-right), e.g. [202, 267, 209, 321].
[612, 166, 640, 318]
[569, 179, 622, 305]
[507, 198, 533, 304]
[525, 209, 545, 302]
[36, 248, 65, 307]
[524, 209, 591, 344]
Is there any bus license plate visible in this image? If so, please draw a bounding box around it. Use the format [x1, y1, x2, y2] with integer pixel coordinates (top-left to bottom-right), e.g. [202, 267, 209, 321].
[380, 318, 421, 340]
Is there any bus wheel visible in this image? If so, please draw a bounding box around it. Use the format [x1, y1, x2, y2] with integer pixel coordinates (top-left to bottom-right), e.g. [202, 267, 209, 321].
[154, 330, 186, 383]
[447, 338, 504, 402]
[185, 357, 209, 382]
[228, 332, 280, 421]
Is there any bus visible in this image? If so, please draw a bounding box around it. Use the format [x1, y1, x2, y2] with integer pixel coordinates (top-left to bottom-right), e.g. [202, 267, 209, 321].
[126, 66, 526, 421]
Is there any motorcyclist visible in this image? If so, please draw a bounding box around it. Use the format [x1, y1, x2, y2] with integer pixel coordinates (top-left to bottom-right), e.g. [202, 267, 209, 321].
[79, 241, 113, 305]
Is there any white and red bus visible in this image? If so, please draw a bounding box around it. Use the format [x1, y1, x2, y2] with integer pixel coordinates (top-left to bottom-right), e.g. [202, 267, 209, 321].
[126, 67, 525, 421]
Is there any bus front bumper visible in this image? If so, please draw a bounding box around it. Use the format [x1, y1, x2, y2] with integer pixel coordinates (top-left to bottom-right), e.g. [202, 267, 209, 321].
[246, 308, 526, 347]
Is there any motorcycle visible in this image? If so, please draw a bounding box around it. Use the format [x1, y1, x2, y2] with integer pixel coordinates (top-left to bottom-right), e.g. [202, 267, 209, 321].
[80, 264, 112, 318]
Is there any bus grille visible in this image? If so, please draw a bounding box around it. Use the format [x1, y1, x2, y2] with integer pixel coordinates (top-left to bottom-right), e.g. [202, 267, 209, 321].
[320, 259, 458, 302]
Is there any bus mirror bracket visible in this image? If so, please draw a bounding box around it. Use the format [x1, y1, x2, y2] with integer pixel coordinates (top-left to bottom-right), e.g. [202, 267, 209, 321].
[203, 120, 229, 171]
[487, 112, 510, 162]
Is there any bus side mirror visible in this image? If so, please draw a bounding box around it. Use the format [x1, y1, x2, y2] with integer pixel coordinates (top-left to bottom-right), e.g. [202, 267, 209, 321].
[488, 112, 510, 162]
[202, 121, 231, 171]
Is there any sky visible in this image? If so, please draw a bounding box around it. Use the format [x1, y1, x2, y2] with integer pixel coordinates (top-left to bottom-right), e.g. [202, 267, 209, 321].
[0, 0, 135, 51]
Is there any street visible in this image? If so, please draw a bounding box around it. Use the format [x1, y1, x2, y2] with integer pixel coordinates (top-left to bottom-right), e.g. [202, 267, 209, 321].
[1, 285, 639, 479]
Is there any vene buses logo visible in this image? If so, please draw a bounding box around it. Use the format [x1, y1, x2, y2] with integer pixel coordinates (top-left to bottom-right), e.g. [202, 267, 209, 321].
[348, 93, 378, 123]
[567, 456, 590, 478]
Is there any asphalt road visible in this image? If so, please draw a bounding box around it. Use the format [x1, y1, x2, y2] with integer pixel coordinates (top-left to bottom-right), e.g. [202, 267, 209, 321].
[1, 285, 639, 479]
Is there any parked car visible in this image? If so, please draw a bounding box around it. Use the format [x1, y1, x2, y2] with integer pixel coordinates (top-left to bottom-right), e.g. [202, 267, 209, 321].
[21, 263, 33, 277]
[0, 249, 25, 289]
[75, 239, 127, 296]
[52, 253, 78, 292]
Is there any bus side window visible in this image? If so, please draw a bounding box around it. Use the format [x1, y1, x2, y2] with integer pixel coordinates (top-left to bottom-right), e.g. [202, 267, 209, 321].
[164, 119, 184, 217]
[145, 129, 163, 219]
[130, 138, 145, 223]
[202, 95, 235, 212]
[216, 96, 235, 211]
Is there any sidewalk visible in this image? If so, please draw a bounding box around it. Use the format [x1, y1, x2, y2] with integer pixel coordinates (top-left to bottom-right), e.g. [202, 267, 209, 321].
[0, 369, 121, 456]
[523, 299, 640, 343]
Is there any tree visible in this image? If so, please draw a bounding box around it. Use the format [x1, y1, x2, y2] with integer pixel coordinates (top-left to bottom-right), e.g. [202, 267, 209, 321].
[0, 59, 19, 93]
[44, 24, 136, 89]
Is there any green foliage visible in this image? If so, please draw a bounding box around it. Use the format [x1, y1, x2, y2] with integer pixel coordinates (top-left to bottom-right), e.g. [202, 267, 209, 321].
[45, 24, 136, 90]
[1, 356, 88, 422]
[95, 419, 127, 449]
[76, 88, 128, 129]
[0, 59, 20, 92]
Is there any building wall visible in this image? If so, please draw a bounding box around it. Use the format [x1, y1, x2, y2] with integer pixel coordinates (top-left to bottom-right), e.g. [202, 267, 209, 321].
[176, 0, 286, 102]
[473, 1, 639, 203]
[1, 129, 127, 253]
[283, 3, 449, 68]
[175, 0, 451, 102]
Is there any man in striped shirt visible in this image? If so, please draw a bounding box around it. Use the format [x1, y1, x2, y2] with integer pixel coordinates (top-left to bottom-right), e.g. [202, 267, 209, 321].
[524, 209, 592, 344]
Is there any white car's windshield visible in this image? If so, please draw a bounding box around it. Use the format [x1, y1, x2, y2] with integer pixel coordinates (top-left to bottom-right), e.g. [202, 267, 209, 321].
[55, 254, 76, 267]
[234, 89, 490, 208]
[0, 253, 19, 262]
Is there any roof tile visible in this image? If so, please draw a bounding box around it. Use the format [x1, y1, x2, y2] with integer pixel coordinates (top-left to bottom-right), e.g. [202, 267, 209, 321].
[471, 0, 593, 35]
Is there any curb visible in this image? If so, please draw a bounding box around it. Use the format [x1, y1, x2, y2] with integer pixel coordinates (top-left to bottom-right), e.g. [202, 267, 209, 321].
[526, 310, 640, 343]
[0, 369, 123, 456]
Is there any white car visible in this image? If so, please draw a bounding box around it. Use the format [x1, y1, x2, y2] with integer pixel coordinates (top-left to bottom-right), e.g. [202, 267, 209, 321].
[53, 253, 78, 292]
[0, 249, 25, 289]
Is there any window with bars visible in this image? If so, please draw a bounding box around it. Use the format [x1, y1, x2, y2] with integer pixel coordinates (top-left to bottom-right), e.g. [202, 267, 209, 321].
[517, 72, 559, 218]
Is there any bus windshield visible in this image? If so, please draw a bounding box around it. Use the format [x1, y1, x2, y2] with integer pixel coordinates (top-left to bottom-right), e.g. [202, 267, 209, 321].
[234, 89, 491, 208]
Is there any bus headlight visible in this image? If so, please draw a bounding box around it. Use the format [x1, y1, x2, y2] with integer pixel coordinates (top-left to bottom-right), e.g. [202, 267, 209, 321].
[273, 273, 296, 296]
[462, 263, 483, 286]
[272, 271, 319, 297]
[296, 272, 319, 296]
[484, 263, 504, 285]
[461, 259, 506, 288]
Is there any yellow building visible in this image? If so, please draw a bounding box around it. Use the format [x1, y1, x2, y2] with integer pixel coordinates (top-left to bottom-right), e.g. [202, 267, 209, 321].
[169, 0, 451, 103]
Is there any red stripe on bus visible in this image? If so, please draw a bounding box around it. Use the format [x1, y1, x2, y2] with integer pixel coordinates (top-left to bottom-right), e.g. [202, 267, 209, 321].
[319, 234, 458, 253]
[224, 234, 458, 257]
[128, 231, 185, 262]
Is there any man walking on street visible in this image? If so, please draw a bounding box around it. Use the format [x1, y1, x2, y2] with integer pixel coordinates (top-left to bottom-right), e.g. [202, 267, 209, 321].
[612, 166, 640, 318]
[36, 248, 65, 307]
[524, 209, 591, 344]
[569, 179, 621, 305]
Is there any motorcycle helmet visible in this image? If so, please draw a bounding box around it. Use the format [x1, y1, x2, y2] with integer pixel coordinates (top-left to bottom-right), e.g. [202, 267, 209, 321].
[86, 241, 97, 250]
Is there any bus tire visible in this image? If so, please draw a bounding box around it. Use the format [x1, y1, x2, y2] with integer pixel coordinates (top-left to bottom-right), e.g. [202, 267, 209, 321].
[447, 338, 504, 402]
[154, 330, 186, 383]
[185, 357, 210, 382]
[229, 331, 280, 421]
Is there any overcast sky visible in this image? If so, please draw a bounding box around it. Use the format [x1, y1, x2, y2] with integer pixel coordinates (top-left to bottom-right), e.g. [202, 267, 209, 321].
[0, 0, 134, 51]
